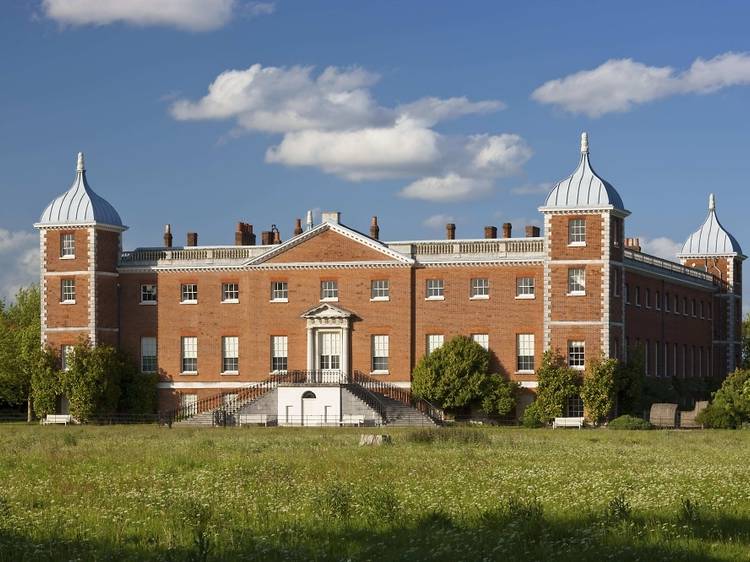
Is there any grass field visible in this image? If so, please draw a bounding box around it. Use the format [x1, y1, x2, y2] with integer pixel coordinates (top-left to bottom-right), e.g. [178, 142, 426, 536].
[1, 425, 749, 561]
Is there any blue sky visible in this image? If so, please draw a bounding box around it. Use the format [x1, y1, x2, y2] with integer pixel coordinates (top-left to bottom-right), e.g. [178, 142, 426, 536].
[1, 1, 749, 312]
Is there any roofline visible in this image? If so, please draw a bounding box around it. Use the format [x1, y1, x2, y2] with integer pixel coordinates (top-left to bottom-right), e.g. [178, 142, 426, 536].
[34, 221, 128, 232]
[677, 252, 747, 261]
[385, 237, 543, 245]
[538, 205, 631, 218]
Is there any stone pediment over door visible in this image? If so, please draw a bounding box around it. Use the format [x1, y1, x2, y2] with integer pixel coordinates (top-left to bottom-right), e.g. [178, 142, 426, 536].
[301, 303, 355, 327]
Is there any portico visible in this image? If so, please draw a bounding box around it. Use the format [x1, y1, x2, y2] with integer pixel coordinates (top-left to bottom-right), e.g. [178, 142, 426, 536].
[301, 303, 354, 383]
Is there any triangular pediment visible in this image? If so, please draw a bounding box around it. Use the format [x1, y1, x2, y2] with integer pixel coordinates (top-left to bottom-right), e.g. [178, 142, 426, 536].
[247, 222, 413, 266]
[301, 302, 354, 319]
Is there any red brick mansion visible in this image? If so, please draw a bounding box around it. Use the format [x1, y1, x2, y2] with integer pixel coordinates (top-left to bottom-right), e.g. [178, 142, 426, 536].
[35, 134, 744, 421]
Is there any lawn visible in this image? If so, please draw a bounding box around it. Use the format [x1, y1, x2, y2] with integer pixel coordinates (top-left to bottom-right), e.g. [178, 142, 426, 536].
[0, 425, 749, 561]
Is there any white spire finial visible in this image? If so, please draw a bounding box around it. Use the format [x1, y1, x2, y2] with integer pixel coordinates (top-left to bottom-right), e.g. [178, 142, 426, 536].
[77, 152, 85, 172]
[709, 193, 715, 211]
[580, 132, 589, 154]
[305, 209, 314, 231]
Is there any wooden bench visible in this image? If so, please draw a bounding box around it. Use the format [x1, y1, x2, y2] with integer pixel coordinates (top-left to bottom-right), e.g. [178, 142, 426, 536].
[238, 413, 270, 426]
[41, 414, 73, 426]
[553, 416, 584, 429]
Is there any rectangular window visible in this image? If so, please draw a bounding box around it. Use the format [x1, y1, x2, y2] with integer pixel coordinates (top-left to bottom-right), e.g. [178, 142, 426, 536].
[567, 268, 585, 295]
[371, 335, 389, 372]
[61, 345, 74, 371]
[635, 286, 641, 306]
[645, 339, 650, 375]
[320, 280, 338, 301]
[60, 233, 75, 258]
[612, 269, 620, 297]
[271, 336, 288, 372]
[625, 283, 630, 304]
[470, 278, 490, 299]
[568, 340, 585, 369]
[181, 337, 197, 373]
[674, 295, 679, 314]
[517, 334, 535, 372]
[472, 333, 489, 351]
[271, 281, 288, 301]
[708, 303, 712, 320]
[426, 334, 444, 354]
[61, 279, 76, 303]
[181, 284, 198, 303]
[140, 284, 157, 304]
[683, 297, 688, 316]
[566, 396, 584, 417]
[221, 336, 239, 373]
[645, 288, 651, 308]
[426, 279, 444, 299]
[691, 299, 696, 317]
[665, 292, 670, 312]
[568, 218, 586, 245]
[673, 343, 678, 377]
[222, 283, 239, 303]
[516, 277, 535, 298]
[655, 290, 661, 310]
[655, 341, 660, 377]
[140, 337, 157, 373]
[700, 301, 704, 319]
[371, 280, 390, 300]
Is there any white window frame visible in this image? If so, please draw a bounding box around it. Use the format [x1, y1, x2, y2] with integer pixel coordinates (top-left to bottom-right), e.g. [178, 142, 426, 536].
[635, 286, 641, 307]
[181, 284, 198, 304]
[181, 337, 198, 374]
[568, 219, 586, 246]
[426, 279, 444, 300]
[517, 334, 535, 372]
[516, 277, 535, 299]
[426, 334, 444, 354]
[271, 336, 288, 373]
[370, 279, 390, 301]
[470, 278, 490, 300]
[221, 336, 239, 374]
[320, 280, 339, 301]
[472, 333, 489, 351]
[61, 279, 76, 304]
[371, 335, 389, 373]
[567, 268, 585, 296]
[221, 283, 239, 304]
[60, 233, 75, 259]
[271, 281, 288, 302]
[140, 337, 157, 373]
[140, 284, 157, 305]
[567, 340, 585, 370]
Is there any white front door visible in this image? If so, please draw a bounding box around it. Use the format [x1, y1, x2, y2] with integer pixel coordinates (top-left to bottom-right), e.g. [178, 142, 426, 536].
[317, 331, 341, 381]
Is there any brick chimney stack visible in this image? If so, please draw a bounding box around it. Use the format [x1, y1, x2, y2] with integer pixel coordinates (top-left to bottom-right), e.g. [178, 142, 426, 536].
[293, 218, 303, 236]
[261, 231, 272, 245]
[625, 237, 641, 252]
[446, 223, 456, 240]
[370, 216, 380, 240]
[525, 225, 541, 238]
[235, 222, 256, 245]
[484, 226, 497, 239]
[187, 232, 198, 247]
[163, 224, 173, 248]
[502, 223, 512, 238]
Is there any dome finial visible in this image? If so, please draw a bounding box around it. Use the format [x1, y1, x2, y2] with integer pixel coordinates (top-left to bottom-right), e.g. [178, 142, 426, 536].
[580, 132, 589, 154]
[709, 193, 716, 212]
[77, 152, 85, 172]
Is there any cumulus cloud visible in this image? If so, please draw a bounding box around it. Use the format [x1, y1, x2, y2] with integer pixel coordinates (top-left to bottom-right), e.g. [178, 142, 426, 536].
[170, 63, 529, 201]
[422, 214, 455, 229]
[0, 229, 39, 303]
[532, 52, 750, 117]
[242, 2, 275, 18]
[42, 0, 240, 31]
[641, 237, 683, 261]
[511, 182, 553, 195]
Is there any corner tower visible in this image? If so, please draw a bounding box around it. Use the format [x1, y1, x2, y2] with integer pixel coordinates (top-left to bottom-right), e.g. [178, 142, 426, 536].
[539, 133, 630, 370]
[34, 153, 126, 355]
[678, 194, 745, 373]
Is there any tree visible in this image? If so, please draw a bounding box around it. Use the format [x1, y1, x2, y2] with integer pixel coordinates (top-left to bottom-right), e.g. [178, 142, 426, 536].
[696, 368, 750, 428]
[31, 348, 61, 418]
[534, 350, 580, 423]
[581, 357, 618, 425]
[412, 335, 516, 414]
[0, 286, 43, 422]
[617, 345, 644, 416]
[742, 314, 750, 369]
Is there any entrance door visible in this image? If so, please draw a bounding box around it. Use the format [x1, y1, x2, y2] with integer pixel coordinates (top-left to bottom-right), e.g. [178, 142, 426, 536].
[317, 331, 341, 382]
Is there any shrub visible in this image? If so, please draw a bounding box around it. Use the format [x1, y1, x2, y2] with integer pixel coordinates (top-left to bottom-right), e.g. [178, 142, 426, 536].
[604, 492, 631, 522]
[480, 376, 519, 417]
[607, 415, 652, 430]
[31, 349, 61, 418]
[581, 357, 618, 425]
[404, 427, 490, 445]
[534, 350, 580, 423]
[696, 369, 750, 428]
[521, 402, 545, 428]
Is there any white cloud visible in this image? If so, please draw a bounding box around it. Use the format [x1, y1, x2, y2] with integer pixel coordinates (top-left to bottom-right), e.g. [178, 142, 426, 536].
[422, 214, 455, 229]
[0, 229, 39, 303]
[511, 182, 553, 195]
[242, 2, 275, 18]
[532, 52, 750, 117]
[171, 63, 526, 200]
[42, 0, 237, 31]
[400, 174, 491, 202]
[640, 237, 683, 261]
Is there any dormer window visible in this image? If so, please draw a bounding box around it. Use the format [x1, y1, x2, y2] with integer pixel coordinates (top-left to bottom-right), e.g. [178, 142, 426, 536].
[60, 233, 75, 259]
[568, 219, 586, 246]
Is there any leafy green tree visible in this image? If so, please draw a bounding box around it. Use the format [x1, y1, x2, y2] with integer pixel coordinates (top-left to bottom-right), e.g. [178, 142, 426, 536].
[31, 348, 61, 418]
[581, 357, 618, 425]
[0, 286, 44, 421]
[696, 369, 750, 428]
[534, 350, 580, 423]
[742, 314, 750, 369]
[617, 345, 644, 416]
[412, 335, 516, 414]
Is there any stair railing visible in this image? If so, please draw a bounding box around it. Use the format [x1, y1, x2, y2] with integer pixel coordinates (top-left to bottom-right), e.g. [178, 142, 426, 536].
[350, 371, 444, 424]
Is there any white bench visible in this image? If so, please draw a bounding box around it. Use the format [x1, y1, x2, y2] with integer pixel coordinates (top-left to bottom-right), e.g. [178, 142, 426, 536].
[341, 414, 365, 426]
[41, 414, 73, 426]
[238, 413, 269, 426]
[553, 416, 585, 429]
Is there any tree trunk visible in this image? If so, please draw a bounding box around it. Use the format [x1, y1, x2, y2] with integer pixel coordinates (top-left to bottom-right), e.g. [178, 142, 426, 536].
[27, 395, 33, 423]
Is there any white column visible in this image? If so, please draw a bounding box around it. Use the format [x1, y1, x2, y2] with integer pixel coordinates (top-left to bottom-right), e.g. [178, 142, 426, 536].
[341, 324, 350, 379]
[306, 326, 315, 371]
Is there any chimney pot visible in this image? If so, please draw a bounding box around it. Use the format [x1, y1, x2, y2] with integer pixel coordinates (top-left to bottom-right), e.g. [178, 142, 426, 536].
[484, 226, 497, 239]
[370, 216, 380, 240]
[163, 224, 173, 248]
[293, 218, 303, 236]
[502, 222, 512, 238]
[187, 232, 198, 247]
[525, 225, 540, 238]
[446, 223, 456, 240]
